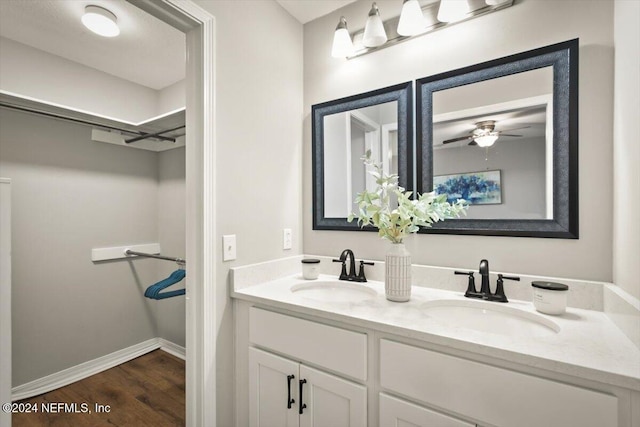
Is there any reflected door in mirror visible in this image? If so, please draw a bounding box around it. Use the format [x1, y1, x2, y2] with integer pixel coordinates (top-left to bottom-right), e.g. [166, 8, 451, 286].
[323, 102, 398, 218]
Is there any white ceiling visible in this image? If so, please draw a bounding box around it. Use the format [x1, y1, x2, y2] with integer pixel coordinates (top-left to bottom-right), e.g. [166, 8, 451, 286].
[433, 105, 547, 148]
[0, 0, 351, 92]
[0, 0, 185, 90]
[276, 0, 358, 24]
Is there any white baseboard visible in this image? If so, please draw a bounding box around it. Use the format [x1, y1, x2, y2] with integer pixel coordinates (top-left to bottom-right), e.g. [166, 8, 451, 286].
[159, 338, 186, 360]
[12, 337, 184, 401]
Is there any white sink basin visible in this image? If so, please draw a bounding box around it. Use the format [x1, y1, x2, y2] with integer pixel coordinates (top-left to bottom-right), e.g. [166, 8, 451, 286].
[422, 299, 560, 337]
[291, 280, 377, 303]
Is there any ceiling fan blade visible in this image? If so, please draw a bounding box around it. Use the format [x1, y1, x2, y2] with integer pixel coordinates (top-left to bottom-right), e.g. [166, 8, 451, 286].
[442, 135, 473, 144]
[499, 133, 523, 137]
[500, 125, 530, 132]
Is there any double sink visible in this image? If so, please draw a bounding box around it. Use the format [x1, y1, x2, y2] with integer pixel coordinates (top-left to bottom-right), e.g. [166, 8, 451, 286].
[291, 279, 560, 337]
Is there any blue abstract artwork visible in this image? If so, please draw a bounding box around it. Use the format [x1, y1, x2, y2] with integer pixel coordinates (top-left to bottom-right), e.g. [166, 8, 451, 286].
[434, 170, 502, 205]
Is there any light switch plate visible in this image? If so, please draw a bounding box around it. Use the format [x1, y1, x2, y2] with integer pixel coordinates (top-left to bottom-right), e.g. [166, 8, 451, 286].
[283, 228, 292, 250]
[223, 235, 236, 261]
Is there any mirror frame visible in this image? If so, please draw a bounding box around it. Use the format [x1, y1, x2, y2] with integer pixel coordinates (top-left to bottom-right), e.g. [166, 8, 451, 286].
[416, 39, 579, 238]
[312, 82, 413, 231]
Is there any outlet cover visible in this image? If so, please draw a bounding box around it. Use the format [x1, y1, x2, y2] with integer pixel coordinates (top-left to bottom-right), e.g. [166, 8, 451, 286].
[223, 235, 236, 261]
[283, 228, 292, 250]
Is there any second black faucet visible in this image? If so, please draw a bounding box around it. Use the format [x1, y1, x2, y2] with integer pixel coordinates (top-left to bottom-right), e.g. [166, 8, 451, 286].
[455, 259, 520, 302]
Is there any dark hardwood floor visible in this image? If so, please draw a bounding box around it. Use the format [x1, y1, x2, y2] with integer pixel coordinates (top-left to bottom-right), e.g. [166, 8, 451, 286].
[13, 350, 185, 427]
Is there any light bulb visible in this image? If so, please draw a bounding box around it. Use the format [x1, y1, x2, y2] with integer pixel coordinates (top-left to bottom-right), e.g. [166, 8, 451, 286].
[331, 16, 355, 58]
[474, 133, 499, 147]
[398, 0, 426, 36]
[363, 3, 387, 47]
[82, 5, 120, 37]
[437, 0, 470, 23]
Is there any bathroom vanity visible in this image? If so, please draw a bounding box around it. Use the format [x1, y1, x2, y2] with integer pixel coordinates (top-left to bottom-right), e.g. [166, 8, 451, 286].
[231, 258, 640, 427]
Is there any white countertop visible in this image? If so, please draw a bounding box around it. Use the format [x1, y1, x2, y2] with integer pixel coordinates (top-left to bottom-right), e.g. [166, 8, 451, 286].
[232, 274, 640, 391]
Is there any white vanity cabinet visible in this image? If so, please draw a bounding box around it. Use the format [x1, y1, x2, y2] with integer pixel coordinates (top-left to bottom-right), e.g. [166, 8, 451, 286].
[379, 393, 475, 427]
[234, 300, 634, 427]
[380, 339, 618, 427]
[247, 308, 367, 427]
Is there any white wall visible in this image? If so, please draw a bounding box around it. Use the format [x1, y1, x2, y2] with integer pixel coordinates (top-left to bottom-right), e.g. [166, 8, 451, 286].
[324, 113, 349, 217]
[0, 108, 160, 385]
[0, 37, 184, 124]
[613, 0, 640, 300]
[304, 0, 614, 282]
[192, 1, 303, 426]
[158, 79, 186, 116]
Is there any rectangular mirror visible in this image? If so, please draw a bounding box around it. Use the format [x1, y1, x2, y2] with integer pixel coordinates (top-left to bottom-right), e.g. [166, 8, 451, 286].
[417, 39, 578, 238]
[312, 82, 412, 230]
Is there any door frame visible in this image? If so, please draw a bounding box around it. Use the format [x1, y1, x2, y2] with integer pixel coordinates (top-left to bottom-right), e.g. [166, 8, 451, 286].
[128, 1, 217, 425]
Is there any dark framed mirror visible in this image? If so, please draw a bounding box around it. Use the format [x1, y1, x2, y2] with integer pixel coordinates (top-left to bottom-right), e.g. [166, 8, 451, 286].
[417, 39, 579, 238]
[312, 82, 413, 230]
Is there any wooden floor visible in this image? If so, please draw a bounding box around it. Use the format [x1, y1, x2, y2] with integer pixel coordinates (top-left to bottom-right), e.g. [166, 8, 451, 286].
[13, 350, 185, 427]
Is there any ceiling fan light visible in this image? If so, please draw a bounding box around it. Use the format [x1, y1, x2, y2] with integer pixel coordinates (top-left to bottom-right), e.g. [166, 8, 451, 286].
[332, 16, 355, 58]
[474, 133, 499, 147]
[82, 5, 120, 37]
[363, 3, 387, 47]
[437, 0, 470, 23]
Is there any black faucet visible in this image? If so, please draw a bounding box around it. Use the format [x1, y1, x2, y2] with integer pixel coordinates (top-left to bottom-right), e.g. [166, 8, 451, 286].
[455, 259, 520, 303]
[479, 259, 491, 296]
[333, 249, 374, 282]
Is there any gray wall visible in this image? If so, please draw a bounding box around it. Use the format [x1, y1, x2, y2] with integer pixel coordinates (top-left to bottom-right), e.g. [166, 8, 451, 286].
[193, 2, 304, 426]
[433, 137, 546, 219]
[157, 147, 186, 346]
[613, 0, 640, 301]
[0, 109, 161, 385]
[304, 0, 614, 282]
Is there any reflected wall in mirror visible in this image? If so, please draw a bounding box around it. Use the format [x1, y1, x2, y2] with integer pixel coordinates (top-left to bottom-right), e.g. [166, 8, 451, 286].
[417, 39, 578, 238]
[313, 82, 412, 230]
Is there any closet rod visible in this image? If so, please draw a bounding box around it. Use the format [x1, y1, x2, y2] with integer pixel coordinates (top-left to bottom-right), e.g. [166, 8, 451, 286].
[125, 125, 185, 144]
[0, 103, 177, 143]
[125, 249, 186, 265]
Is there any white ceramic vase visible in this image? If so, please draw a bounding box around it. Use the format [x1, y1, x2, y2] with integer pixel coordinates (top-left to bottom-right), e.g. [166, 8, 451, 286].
[385, 242, 411, 302]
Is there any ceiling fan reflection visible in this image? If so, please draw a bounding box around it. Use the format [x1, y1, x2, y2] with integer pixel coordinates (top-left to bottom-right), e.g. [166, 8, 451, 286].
[442, 120, 529, 147]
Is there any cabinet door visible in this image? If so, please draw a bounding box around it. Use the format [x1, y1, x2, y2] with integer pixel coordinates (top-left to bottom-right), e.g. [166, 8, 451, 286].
[379, 393, 474, 427]
[249, 348, 300, 427]
[299, 365, 366, 427]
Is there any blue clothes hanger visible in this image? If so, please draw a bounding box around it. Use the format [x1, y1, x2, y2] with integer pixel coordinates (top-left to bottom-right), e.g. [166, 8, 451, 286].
[144, 269, 186, 300]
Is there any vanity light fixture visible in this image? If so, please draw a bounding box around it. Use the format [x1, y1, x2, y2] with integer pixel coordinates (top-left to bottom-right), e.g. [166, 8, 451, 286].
[332, 16, 355, 58]
[362, 3, 387, 48]
[333, 0, 514, 59]
[82, 5, 120, 37]
[437, 0, 471, 23]
[397, 0, 427, 36]
[474, 133, 499, 147]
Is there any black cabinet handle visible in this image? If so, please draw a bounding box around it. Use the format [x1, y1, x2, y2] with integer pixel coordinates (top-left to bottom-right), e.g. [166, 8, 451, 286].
[299, 379, 307, 414]
[286, 375, 295, 409]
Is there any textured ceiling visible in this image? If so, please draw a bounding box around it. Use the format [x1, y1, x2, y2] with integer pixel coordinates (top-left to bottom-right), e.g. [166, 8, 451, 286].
[0, 0, 185, 90]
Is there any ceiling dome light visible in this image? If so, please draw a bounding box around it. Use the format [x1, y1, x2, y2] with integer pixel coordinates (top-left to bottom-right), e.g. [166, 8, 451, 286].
[437, 0, 470, 23]
[363, 3, 387, 48]
[331, 16, 355, 58]
[397, 0, 426, 36]
[474, 133, 499, 147]
[82, 5, 120, 37]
